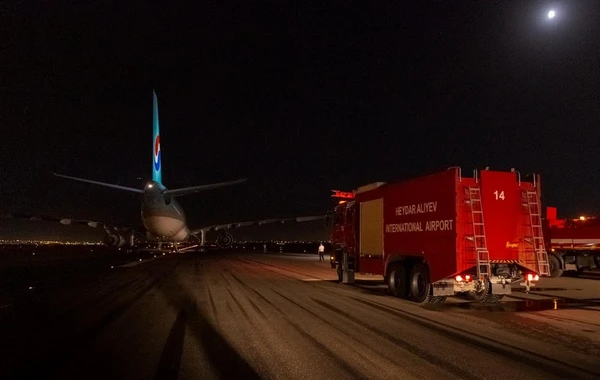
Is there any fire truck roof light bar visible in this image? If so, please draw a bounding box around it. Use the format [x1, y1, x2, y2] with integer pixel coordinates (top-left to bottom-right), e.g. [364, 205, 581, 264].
[331, 190, 355, 199]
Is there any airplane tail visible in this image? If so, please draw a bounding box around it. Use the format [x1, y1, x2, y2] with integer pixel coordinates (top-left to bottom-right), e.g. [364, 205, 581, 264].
[153, 90, 162, 184]
[149, 90, 247, 197]
[54, 90, 247, 196]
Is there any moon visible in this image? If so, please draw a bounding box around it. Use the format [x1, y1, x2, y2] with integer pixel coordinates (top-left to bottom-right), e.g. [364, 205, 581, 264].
[548, 10, 556, 19]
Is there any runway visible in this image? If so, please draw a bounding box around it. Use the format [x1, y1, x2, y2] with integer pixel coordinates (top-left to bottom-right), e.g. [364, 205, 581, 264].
[1, 250, 599, 379]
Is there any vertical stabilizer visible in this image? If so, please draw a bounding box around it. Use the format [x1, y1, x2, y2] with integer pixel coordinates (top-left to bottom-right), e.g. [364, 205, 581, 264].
[152, 90, 162, 184]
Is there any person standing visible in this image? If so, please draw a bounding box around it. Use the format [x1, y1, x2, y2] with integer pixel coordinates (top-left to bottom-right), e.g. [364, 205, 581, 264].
[318, 243, 325, 262]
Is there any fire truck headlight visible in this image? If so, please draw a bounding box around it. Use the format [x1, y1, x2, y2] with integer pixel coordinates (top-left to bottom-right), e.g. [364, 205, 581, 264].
[455, 275, 463, 282]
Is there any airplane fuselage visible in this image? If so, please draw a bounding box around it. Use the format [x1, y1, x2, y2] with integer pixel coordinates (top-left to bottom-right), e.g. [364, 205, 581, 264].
[141, 181, 190, 241]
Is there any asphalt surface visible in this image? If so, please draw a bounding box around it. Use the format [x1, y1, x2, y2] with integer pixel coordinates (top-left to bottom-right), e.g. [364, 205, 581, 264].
[1, 249, 599, 380]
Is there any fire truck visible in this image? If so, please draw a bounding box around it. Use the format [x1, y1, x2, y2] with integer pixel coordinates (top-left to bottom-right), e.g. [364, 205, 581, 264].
[543, 207, 600, 277]
[329, 167, 550, 304]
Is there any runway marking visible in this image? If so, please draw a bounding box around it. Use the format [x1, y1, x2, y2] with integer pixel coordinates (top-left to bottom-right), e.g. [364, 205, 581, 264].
[118, 257, 160, 267]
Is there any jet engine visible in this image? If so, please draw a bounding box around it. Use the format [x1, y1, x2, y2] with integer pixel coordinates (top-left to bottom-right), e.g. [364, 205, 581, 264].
[104, 231, 127, 247]
[103, 226, 139, 248]
[216, 232, 234, 249]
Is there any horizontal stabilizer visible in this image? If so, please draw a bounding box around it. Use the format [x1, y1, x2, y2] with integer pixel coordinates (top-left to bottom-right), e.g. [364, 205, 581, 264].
[164, 178, 247, 197]
[54, 173, 144, 193]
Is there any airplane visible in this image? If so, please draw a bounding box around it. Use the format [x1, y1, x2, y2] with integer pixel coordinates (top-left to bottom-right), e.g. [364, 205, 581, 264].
[5, 90, 325, 251]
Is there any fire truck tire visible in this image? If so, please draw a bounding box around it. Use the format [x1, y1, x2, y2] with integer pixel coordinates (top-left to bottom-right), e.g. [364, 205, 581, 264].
[387, 264, 408, 298]
[467, 279, 503, 303]
[467, 280, 489, 302]
[409, 264, 433, 303]
[548, 254, 563, 278]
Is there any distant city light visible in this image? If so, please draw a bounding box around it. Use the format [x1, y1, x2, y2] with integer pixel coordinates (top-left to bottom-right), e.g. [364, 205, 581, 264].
[548, 10, 555, 19]
[0, 239, 102, 245]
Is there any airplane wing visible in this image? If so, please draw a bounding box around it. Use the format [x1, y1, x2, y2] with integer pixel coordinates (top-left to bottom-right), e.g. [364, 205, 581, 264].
[190, 214, 327, 235]
[2, 212, 138, 229]
[0, 212, 144, 246]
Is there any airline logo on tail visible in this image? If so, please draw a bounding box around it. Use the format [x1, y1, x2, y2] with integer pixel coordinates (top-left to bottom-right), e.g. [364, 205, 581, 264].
[154, 135, 161, 171]
[152, 89, 162, 184]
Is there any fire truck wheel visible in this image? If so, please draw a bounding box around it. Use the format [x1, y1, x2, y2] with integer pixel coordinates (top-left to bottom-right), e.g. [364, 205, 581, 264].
[467, 279, 503, 303]
[409, 264, 433, 303]
[387, 264, 408, 298]
[467, 280, 489, 302]
[548, 254, 563, 278]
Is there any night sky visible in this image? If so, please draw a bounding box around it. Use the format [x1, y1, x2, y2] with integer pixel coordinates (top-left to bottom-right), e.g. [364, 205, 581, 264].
[2, 1, 600, 241]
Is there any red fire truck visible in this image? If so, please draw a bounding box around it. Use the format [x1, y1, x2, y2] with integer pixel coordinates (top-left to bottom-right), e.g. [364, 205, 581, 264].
[543, 207, 600, 277]
[330, 167, 550, 304]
